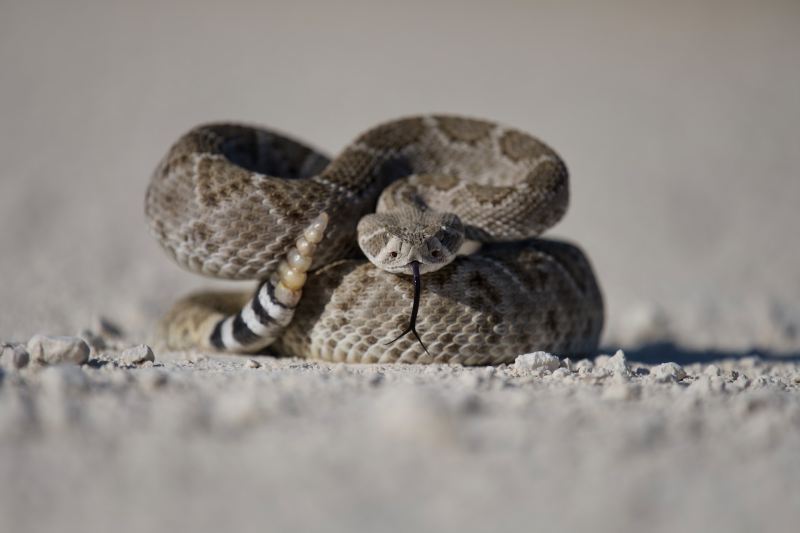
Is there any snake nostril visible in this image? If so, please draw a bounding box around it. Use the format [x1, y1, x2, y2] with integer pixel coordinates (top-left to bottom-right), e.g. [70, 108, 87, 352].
[431, 250, 441, 258]
[389, 251, 398, 258]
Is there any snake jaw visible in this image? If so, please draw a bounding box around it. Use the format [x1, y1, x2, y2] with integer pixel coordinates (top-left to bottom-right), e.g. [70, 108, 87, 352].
[385, 260, 430, 356]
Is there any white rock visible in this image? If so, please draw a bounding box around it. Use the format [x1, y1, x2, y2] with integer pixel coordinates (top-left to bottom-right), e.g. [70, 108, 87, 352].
[598, 350, 631, 378]
[594, 354, 611, 367]
[1, 343, 30, 369]
[27, 335, 90, 366]
[515, 351, 561, 372]
[651, 362, 687, 382]
[703, 364, 722, 377]
[590, 367, 612, 379]
[687, 375, 726, 395]
[551, 368, 571, 379]
[121, 344, 155, 365]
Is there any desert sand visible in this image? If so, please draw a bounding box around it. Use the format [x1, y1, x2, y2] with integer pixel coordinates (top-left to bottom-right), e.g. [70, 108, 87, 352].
[1, 1, 799, 531]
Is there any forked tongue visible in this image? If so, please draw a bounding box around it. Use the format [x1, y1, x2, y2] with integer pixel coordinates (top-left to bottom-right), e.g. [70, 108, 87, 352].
[385, 260, 430, 355]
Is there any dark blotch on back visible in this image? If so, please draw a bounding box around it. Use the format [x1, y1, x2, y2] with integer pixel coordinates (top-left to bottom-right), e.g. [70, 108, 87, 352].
[221, 129, 329, 179]
[467, 271, 502, 307]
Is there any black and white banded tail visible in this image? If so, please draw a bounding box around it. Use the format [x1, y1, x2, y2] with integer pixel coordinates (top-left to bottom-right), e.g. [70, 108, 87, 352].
[201, 212, 328, 353]
[208, 277, 297, 351]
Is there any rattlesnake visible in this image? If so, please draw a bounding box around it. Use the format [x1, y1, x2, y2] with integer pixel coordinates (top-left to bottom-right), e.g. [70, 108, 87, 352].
[145, 115, 603, 364]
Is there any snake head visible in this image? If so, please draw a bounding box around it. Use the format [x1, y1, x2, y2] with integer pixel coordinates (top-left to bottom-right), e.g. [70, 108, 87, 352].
[357, 207, 464, 275]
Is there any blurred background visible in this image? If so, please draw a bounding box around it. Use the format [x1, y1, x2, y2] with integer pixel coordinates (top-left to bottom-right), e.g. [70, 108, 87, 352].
[1, 0, 799, 353]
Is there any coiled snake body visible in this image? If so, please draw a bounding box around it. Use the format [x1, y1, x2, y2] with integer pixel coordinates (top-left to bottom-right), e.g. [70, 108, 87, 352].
[146, 115, 603, 364]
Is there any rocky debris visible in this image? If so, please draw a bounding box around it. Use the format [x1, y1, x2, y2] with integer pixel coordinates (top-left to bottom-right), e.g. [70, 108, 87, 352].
[1, 343, 30, 369]
[688, 375, 726, 395]
[121, 344, 155, 365]
[246, 358, 262, 369]
[732, 374, 751, 390]
[595, 350, 631, 379]
[27, 335, 89, 366]
[515, 351, 561, 372]
[651, 362, 687, 382]
[551, 368, 571, 379]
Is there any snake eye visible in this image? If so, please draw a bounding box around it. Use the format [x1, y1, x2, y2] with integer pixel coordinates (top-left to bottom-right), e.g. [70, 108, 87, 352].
[389, 251, 398, 258]
[431, 250, 442, 258]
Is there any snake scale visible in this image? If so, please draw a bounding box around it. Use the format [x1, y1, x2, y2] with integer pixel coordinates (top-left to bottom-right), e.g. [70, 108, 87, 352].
[145, 115, 603, 364]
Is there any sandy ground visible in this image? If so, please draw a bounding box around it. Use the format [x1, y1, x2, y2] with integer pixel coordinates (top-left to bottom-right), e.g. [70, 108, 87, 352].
[2, 0, 800, 531]
[3, 347, 800, 533]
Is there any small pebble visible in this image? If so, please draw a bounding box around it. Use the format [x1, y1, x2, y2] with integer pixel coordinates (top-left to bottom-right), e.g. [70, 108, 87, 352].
[27, 334, 90, 366]
[590, 366, 613, 379]
[1, 343, 30, 369]
[688, 375, 726, 394]
[551, 368, 571, 379]
[594, 354, 611, 368]
[515, 351, 560, 372]
[246, 358, 262, 369]
[651, 362, 687, 382]
[121, 344, 155, 365]
[704, 364, 722, 377]
[598, 350, 631, 378]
